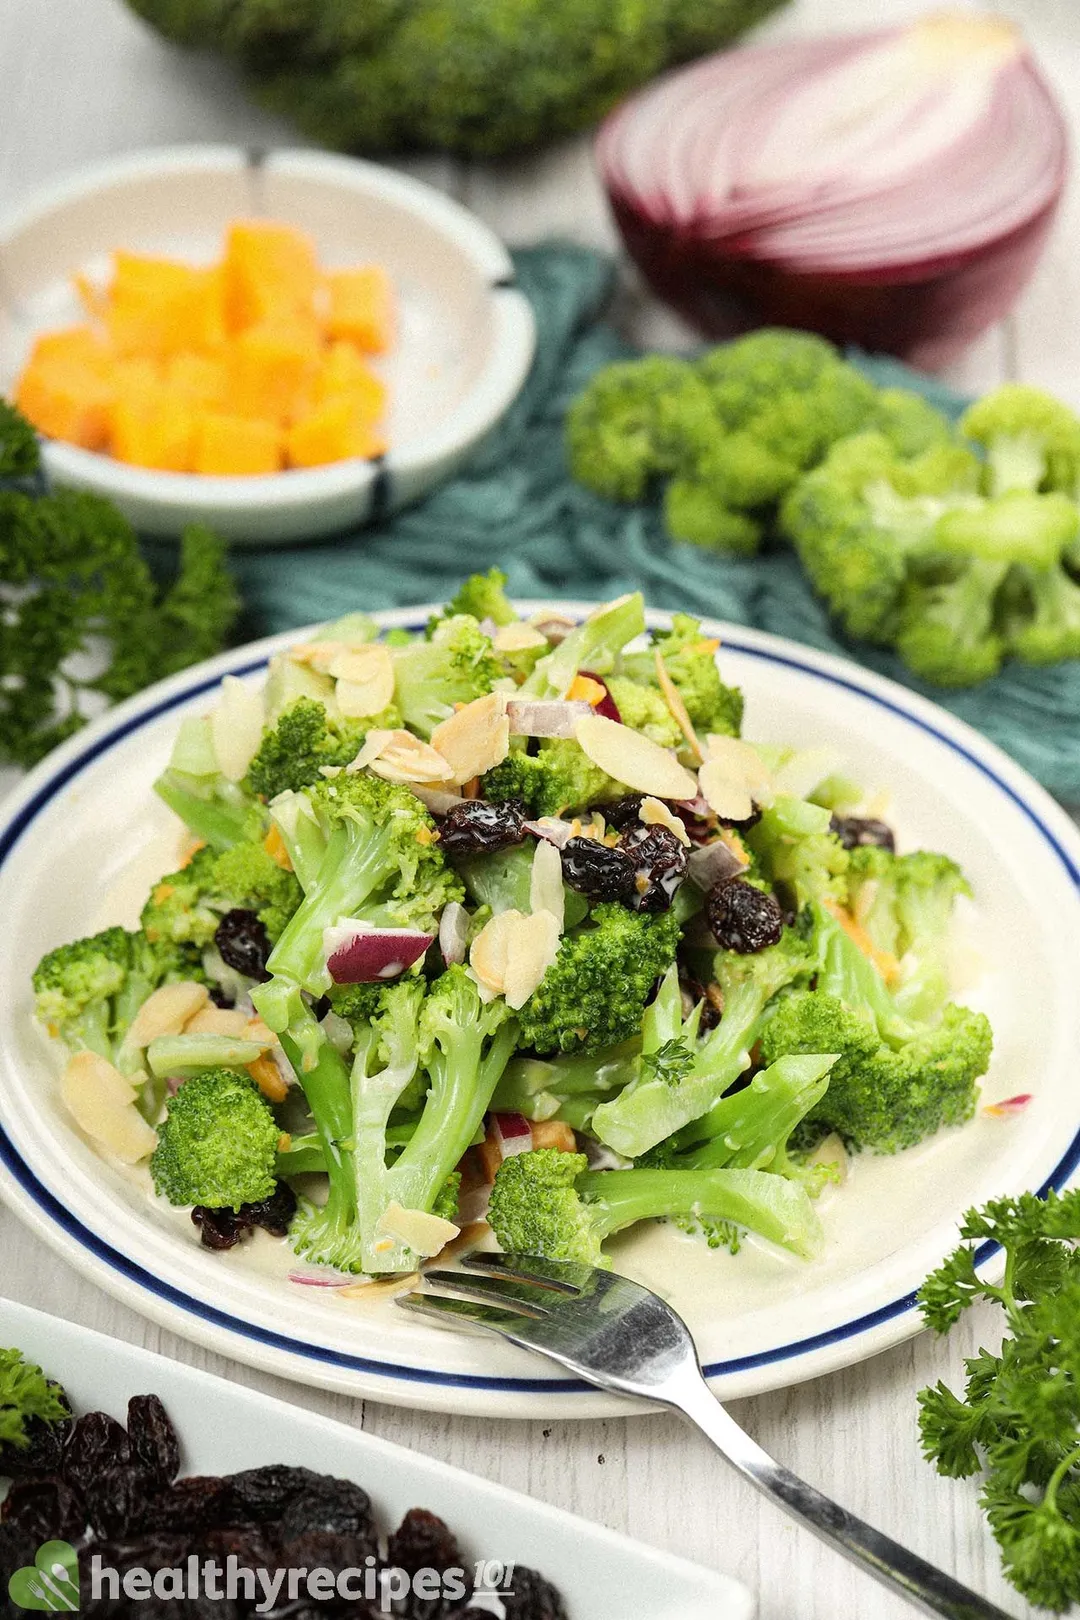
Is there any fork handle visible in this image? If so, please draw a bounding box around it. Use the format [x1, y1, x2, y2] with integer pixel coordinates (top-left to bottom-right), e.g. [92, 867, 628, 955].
[672, 1374, 1015, 1620]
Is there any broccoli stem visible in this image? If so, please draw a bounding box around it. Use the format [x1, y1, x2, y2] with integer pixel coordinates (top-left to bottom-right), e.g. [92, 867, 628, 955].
[591, 976, 766, 1158]
[817, 906, 912, 1045]
[266, 821, 398, 991]
[578, 1166, 823, 1258]
[521, 592, 645, 698]
[269, 793, 328, 891]
[154, 773, 252, 851]
[675, 1054, 835, 1164]
[491, 1041, 641, 1124]
[272, 998, 359, 1258]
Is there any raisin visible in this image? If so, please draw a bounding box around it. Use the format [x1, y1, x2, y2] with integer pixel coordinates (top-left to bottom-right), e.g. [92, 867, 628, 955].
[192, 1182, 296, 1251]
[214, 908, 273, 981]
[496, 1566, 570, 1620]
[618, 824, 688, 912]
[830, 814, 896, 852]
[439, 798, 526, 857]
[140, 1475, 236, 1534]
[600, 794, 644, 830]
[389, 1507, 460, 1576]
[559, 837, 634, 902]
[62, 1412, 130, 1493]
[85, 1464, 160, 1541]
[1, 1476, 85, 1542]
[227, 1464, 327, 1524]
[706, 878, 784, 953]
[0, 1406, 72, 1481]
[0, 1522, 39, 1587]
[127, 1396, 181, 1487]
[678, 970, 722, 1033]
[278, 1476, 374, 1543]
[208, 985, 235, 1009]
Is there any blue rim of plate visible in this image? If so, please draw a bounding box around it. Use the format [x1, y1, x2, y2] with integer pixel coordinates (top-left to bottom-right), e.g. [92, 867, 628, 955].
[2, 628, 1079, 1396]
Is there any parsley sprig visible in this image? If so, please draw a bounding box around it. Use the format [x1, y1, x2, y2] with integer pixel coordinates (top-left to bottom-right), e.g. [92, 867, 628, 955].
[0, 1347, 69, 1451]
[918, 1189, 1080, 1611]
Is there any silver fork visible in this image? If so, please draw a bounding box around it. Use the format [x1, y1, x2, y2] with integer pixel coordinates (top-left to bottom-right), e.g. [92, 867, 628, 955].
[398, 1253, 1014, 1620]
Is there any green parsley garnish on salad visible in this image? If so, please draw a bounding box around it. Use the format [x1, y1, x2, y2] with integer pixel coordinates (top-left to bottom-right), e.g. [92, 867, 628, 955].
[33, 572, 994, 1276]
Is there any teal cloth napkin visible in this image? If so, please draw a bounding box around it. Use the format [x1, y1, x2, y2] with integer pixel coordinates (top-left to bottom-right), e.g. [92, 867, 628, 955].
[221, 243, 1080, 802]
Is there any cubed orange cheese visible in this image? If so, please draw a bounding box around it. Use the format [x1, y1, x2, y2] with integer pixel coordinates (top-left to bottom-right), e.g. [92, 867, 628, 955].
[228, 320, 321, 424]
[224, 220, 319, 332]
[15, 360, 113, 449]
[167, 351, 227, 409]
[107, 253, 226, 359]
[325, 266, 395, 353]
[314, 341, 387, 423]
[111, 387, 195, 472]
[27, 325, 112, 374]
[286, 397, 387, 468]
[193, 413, 283, 476]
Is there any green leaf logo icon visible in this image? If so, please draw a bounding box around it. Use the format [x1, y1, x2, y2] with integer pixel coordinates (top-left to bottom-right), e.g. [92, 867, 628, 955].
[7, 1541, 80, 1611]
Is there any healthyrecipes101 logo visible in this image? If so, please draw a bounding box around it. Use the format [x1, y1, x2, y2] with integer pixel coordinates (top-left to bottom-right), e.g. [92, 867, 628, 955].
[8, 1540, 518, 1612]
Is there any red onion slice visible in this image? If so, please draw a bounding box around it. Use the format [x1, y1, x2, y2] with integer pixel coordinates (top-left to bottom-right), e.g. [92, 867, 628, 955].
[289, 1267, 358, 1288]
[506, 699, 593, 738]
[492, 1112, 534, 1159]
[579, 672, 621, 724]
[686, 839, 747, 891]
[324, 922, 433, 984]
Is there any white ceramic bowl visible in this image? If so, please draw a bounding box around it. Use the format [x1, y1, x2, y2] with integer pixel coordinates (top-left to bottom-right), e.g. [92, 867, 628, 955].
[0, 146, 535, 544]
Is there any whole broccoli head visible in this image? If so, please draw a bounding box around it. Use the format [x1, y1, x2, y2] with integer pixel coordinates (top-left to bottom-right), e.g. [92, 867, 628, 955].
[761, 990, 992, 1153]
[141, 840, 303, 950]
[518, 904, 680, 1055]
[391, 614, 502, 737]
[620, 613, 743, 738]
[244, 697, 374, 800]
[567, 357, 720, 504]
[126, 0, 787, 160]
[150, 1067, 282, 1210]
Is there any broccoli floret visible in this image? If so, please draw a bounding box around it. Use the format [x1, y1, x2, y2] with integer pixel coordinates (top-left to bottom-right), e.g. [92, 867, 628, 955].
[604, 677, 683, 749]
[141, 840, 302, 950]
[244, 697, 371, 799]
[593, 909, 820, 1156]
[671, 1053, 837, 1175]
[264, 772, 461, 993]
[747, 796, 850, 908]
[518, 904, 680, 1056]
[154, 713, 265, 851]
[33, 927, 200, 1067]
[781, 431, 982, 642]
[390, 614, 502, 737]
[487, 1148, 824, 1266]
[622, 613, 743, 738]
[761, 992, 991, 1154]
[443, 568, 517, 627]
[871, 388, 957, 457]
[663, 477, 764, 555]
[961, 384, 1080, 496]
[150, 1067, 281, 1210]
[696, 329, 842, 424]
[0, 1348, 69, 1453]
[566, 357, 719, 503]
[890, 851, 971, 1023]
[483, 738, 626, 817]
[127, 0, 785, 161]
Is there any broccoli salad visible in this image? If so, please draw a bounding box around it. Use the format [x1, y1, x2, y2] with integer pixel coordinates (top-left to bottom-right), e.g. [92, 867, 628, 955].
[33, 572, 993, 1281]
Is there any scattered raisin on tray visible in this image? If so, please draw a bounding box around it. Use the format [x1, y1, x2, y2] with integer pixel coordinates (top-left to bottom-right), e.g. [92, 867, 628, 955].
[62, 1411, 131, 1492]
[1, 1476, 86, 1543]
[706, 877, 784, 954]
[830, 813, 896, 852]
[560, 836, 635, 902]
[127, 1395, 181, 1488]
[213, 908, 273, 982]
[439, 797, 527, 856]
[618, 823, 688, 912]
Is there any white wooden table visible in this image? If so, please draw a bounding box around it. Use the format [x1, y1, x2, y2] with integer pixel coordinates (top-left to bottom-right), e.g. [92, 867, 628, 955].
[1, 1, 1077, 1614]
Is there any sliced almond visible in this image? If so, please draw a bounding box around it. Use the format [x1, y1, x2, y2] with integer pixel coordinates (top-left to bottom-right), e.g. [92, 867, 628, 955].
[529, 838, 565, 931]
[575, 713, 697, 801]
[703, 735, 775, 808]
[347, 729, 455, 785]
[330, 644, 395, 718]
[287, 640, 345, 673]
[184, 1006, 251, 1038]
[337, 1272, 421, 1301]
[211, 675, 265, 783]
[654, 650, 703, 762]
[376, 1201, 460, 1258]
[469, 910, 520, 999]
[503, 909, 561, 1011]
[61, 1052, 157, 1166]
[430, 692, 510, 785]
[640, 797, 691, 847]
[244, 1017, 277, 1048]
[698, 759, 754, 823]
[124, 981, 209, 1051]
[493, 623, 548, 654]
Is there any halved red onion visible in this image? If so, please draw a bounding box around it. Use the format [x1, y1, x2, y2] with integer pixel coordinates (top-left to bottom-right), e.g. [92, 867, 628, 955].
[598, 15, 1067, 365]
[687, 839, 747, 891]
[579, 672, 621, 724]
[324, 921, 433, 984]
[506, 698, 593, 738]
[438, 901, 470, 967]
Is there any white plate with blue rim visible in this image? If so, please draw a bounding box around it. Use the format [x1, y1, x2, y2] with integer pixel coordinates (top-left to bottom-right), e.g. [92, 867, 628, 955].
[0, 602, 1078, 1419]
[0, 1297, 750, 1619]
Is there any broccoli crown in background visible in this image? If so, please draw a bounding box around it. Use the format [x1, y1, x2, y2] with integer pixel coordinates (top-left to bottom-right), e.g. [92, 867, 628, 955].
[125, 0, 788, 159]
[150, 1066, 281, 1211]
